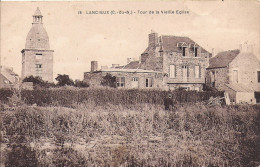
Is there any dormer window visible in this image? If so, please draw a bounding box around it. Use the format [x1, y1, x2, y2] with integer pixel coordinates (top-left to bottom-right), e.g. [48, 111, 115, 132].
[190, 43, 199, 57]
[177, 42, 189, 57]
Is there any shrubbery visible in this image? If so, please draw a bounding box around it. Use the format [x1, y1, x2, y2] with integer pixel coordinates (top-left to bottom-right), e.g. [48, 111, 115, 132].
[0, 88, 224, 107]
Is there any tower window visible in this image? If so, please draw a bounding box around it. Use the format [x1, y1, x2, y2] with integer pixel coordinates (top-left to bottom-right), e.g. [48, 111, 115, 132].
[38, 39, 40, 41]
[36, 64, 42, 76]
[182, 47, 186, 56]
[36, 53, 42, 59]
[36, 64, 42, 71]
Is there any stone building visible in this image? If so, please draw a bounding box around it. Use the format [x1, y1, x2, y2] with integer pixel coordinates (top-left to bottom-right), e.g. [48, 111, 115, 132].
[140, 32, 210, 90]
[206, 45, 260, 103]
[84, 31, 210, 90]
[21, 7, 54, 82]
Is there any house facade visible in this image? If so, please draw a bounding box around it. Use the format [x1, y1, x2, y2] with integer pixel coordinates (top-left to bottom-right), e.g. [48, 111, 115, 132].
[206, 46, 260, 104]
[21, 8, 54, 82]
[84, 31, 210, 90]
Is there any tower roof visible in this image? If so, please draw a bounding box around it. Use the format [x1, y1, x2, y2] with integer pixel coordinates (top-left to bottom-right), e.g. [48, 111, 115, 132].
[33, 7, 42, 16]
[25, 8, 50, 50]
[25, 24, 50, 50]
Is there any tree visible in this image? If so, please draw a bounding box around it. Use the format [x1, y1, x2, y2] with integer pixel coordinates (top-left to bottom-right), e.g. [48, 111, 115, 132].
[23, 75, 44, 85]
[101, 73, 116, 88]
[75, 80, 89, 88]
[22, 75, 54, 88]
[55, 74, 74, 87]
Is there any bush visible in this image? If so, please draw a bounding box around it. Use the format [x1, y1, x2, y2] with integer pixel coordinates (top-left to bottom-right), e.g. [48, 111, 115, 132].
[101, 73, 116, 88]
[5, 144, 38, 167]
[23, 75, 55, 88]
[56, 74, 74, 86]
[0, 88, 13, 103]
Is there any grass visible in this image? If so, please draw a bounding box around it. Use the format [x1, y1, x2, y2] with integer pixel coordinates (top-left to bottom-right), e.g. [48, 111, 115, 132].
[1, 102, 259, 167]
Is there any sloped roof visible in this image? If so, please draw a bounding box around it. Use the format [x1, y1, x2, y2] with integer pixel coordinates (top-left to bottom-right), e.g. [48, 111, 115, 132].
[0, 66, 19, 84]
[207, 49, 240, 69]
[123, 61, 140, 69]
[25, 24, 50, 50]
[34, 7, 42, 16]
[99, 68, 161, 73]
[143, 35, 209, 54]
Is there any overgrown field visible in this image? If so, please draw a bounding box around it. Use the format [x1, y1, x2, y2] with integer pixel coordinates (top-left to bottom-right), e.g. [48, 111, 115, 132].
[1, 102, 259, 167]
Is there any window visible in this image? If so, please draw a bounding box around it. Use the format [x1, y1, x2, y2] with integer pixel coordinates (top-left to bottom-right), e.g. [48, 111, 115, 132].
[258, 71, 260, 83]
[182, 47, 186, 56]
[169, 65, 176, 78]
[195, 65, 200, 78]
[146, 78, 153, 87]
[36, 64, 42, 76]
[132, 77, 138, 82]
[194, 47, 198, 57]
[116, 77, 125, 87]
[36, 64, 42, 70]
[36, 53, 42, 59]
[131, 77, 139, 88]
[182, 65, 188, 77]
[233, 70, 238, 83]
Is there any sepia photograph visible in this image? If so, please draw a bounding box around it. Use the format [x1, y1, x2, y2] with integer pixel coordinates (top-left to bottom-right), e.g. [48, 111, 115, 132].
[0, 0, 260, 166]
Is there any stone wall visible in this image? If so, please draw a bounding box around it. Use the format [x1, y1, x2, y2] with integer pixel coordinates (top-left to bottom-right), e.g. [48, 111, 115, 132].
[22, 49, 53, 82]
[168, 83, 203, 91]
[205, 67, 229, 91]
[163, 51, 208, 88]
[84, 72, 103, 87]
[84, 71, 164, 89]
[229, 53, 260, 85]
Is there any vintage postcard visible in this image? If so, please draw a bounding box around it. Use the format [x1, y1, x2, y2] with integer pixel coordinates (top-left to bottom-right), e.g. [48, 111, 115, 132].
[0, 0, 260, 166]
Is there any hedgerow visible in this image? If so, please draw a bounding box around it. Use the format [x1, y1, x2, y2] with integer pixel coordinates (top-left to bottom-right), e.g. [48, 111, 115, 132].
[0, 88, 224, 106]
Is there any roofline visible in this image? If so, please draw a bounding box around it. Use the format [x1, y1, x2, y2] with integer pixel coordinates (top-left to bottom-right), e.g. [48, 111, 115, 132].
[167, 81, 204, 84]
[206, 66, 228, 70]
[21, 49, 54, 53]
[85, 69, 163, 74]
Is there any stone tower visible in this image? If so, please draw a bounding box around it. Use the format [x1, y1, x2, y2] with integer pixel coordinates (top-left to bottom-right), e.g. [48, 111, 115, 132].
[21, 7, 54, 82]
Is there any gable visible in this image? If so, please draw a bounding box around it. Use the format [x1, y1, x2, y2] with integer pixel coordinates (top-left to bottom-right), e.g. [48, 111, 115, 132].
[230, 52, 260, 68]
[207, 50, 240, 69]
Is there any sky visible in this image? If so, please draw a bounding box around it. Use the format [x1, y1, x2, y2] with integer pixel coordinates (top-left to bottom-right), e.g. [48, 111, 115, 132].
[1, 1, 259, 80]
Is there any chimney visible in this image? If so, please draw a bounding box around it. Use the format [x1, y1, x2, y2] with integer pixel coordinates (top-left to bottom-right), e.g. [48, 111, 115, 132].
[239, 42, 253, 53]
[91, 61, 98, 72]
[148, 30, 159, 47]
[239, 44, 244, 52]
[127, 58, 132, 64]
[247, 44, 253, 53]
[112, 64, 119, 68]
[101, 66, 108, 69]
[212, 48, 215, 57]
